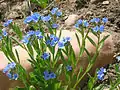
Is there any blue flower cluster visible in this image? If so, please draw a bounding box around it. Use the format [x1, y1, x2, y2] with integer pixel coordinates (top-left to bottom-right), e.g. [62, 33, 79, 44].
[22, 30, 43, 44]
[52, 23, 59, 29]
[41, 15, 51, 22]
[75, 17, 108, 33]
[92, 25, 104, 32]
[75, 19, 89, 28]
[41, 52, 50, 60]
[90, 17, 108, 23]
[0, 29, 8, 40]
[24, 7, 62, 25]
[46, 34, 59, 46]
[97, 67, 106, 80]
[24, 13, 41, 24]
[46, 35, 71, 49]
[3, 62, 18, 80]
[3, 19, 13, 27]
[66, 65, 72, 71]
[58, 37, 71, 49]
[43, 70, 56, 80]
[50, 7, 62, 17]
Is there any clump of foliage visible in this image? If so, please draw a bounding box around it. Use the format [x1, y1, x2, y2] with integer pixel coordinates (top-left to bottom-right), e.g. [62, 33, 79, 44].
[1, 7, 118, 90]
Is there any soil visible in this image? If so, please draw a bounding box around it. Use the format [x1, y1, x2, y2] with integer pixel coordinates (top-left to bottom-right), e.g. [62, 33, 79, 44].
[0, 0, 120, 89]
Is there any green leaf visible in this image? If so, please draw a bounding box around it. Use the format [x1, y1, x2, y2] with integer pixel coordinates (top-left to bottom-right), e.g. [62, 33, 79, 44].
[58, 29, 62, 39]
[11, 23, 23, 40]
[56, 64, 63, 76]
[11, 37, 24, 48]
[90, 29, 98, 37]
[27, 44, 34, 56]
[99, 35, 110, 44]
[79, 46, 84, 57]
[15, 49, 20, 63]
[77, 67, 83, 80]
[87, 36, 96, 47]
[98, 41, 104, 51]
[84, 48, 91, 61]
[75, 33, 81, 48]
[59, 86, 68, 90]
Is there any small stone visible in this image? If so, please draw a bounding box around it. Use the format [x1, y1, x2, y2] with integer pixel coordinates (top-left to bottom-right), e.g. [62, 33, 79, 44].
[90, 0, 101, 3]
[6, 11, 19, 19]
[102, 1, 110, 5]
[90, 0, 96, 3]
[65, 14, 79, 26]
[12, 1, 29, 12]
[101, 9, 105, 12]
[86, 11, 93, 15]
[69, 0, 76, 3]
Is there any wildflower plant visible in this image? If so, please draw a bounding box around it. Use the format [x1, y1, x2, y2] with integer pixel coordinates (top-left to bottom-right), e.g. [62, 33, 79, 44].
[0, 7, 111, 90]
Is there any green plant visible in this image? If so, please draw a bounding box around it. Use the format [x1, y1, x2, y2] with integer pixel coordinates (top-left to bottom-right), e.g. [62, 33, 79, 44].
[1, 8, 111, 90]
[30, 0, 48, 8]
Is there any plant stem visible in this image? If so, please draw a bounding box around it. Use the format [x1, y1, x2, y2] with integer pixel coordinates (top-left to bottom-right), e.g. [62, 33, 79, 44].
[73, 33, 101, 89]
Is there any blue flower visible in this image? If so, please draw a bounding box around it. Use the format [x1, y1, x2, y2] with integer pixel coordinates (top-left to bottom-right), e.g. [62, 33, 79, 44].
[24, 13, 41, 24]
[24, 16, 33, 24]
[51, 7, 58, 15]
[44, 74, 50, 80]
[92, 26, 99, 32]
[83, 20, 89, 27]
[56, 11, 62, 17]
[41, 15, 51, 22]
[62, 37, 71, 43]
[3, 62, 18, 80]
[116, 56, 120, 62]
[50, 34, 55, 39]
[3, 62, 16, 73]
[95, 18, 100, 23]
[77, 19, 83, 25]
[97, 67, 106, 80]
[102, 17, 108, 23]
[74, 23, 79, 28]
[49, 40, 54, 46]
[2, 30, 8, 36]
[90, 18, 96, 23]
[9, 62, 16, 69]
[41, 52, 50, 60]
[49, 35, 59, 46]
[50, 40, 56, 46]
[46, 39, 51, 45]
[12, 73, 19, 80]
[58, 41, 65, 49]
[3, 66, 10, 73]
[99, 67, 106, 73]
[27, 30, 35, 36]
[52, 23, 59, 29]
[31, 12, 41, 22]
[43, 70, 50, 80]
[90, 18, 100, 23]
[0, 36, 2, 40]
[44, 70, 49, 75]
[99, 25, 104, 32]
[53, 36, 59, 43]
[97, 73, 104, 80]
[43, 70, 56, 80]
[35, 31, 43, 39]
[6, 72, 13, 79]
[49, 72, 56, 79]
[22, 36, 29, 44]
[3, 19, 13, 27]
[66, 65, 72, 71]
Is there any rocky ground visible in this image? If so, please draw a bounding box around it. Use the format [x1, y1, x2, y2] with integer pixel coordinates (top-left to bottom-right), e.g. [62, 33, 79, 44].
[0, 0, 120, 89]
